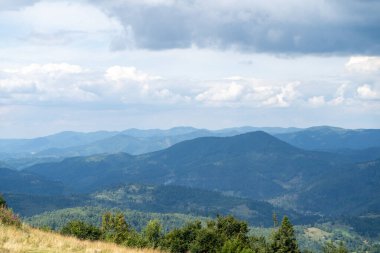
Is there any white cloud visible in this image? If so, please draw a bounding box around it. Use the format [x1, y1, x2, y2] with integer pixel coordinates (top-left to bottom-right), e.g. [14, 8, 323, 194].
[0, 63, 96, 103]
[308, 96, 325, 107]
[345, 56, 380, 73]
[1, 1, 122, 34]
[0, 78, 36, 94]
[6, 64, 181, 105]
[329, 96, 344, 106]
[263, 82, 300, 107]
[357, 84, 379, 99]
[195, 83, 244, 102]
[0, 62, 378, 121]
[2, 63, 83, 76]
[195, 79, 300, 107]
[105, 66, 161, 82]
[326, 84, 346, 106]
[336, 84, 346, 97]
[121, 0, 175, 6]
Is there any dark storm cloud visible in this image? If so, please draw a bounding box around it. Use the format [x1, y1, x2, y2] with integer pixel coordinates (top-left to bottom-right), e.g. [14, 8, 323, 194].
[96, 0, 380, 55]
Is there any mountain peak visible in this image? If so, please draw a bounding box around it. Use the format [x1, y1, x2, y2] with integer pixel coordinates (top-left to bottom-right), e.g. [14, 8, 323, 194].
[162, 130, 298, 157]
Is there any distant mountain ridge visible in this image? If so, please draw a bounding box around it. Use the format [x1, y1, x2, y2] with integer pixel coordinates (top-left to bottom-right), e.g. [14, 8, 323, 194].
[2, 126, 380, 219]
[0, 126, 300, 159]
[23, 130, 377, 216]
[2, 126, 380, 159]
[275, 126, 380, 150]
[27, 131, 317, 196]
[0, 126, 302, 169]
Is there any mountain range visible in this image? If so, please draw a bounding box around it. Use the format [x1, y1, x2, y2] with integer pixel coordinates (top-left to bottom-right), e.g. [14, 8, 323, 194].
[20, 130, 380, 217]
[2, 126, 380, 170]
[1, 126, 380, 237]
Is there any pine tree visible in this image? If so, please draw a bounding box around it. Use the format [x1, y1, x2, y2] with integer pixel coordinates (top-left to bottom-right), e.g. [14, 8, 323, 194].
[270, 216, 300, 253]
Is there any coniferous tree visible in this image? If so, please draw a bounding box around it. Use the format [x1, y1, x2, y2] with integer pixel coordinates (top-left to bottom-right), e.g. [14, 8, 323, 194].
[270, 216, 300, 253]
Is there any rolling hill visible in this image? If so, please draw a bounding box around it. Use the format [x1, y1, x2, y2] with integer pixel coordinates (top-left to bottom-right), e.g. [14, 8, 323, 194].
[0, 167, 64, 195]
[4, 183, 312, 226]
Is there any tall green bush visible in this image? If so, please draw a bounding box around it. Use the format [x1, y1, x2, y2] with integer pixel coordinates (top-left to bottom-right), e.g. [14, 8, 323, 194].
[60, 220, 101, 240]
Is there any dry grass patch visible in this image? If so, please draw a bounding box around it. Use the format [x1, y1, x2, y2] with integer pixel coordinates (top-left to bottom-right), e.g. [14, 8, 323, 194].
[0, 224, 163, 253]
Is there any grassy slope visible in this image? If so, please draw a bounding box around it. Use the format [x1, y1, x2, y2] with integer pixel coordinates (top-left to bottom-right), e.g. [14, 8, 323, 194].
[0, 224, 162, 253]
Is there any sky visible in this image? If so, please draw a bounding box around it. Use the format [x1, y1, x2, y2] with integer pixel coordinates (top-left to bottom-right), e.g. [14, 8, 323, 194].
[0, 0, 379, 138]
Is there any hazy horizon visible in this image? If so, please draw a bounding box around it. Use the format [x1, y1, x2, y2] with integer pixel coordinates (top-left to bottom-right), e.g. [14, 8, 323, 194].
[1, 124, 377, 139]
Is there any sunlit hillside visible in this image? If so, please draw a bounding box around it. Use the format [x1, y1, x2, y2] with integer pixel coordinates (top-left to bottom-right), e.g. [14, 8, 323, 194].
[0, 224, 162, 253]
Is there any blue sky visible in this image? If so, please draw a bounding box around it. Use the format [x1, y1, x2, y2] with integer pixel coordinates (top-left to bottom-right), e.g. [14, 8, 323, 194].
[0, 0, 379, 138]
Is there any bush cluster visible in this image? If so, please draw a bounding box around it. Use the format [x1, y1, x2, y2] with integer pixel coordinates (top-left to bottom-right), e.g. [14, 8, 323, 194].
[61, 220, 101, 240]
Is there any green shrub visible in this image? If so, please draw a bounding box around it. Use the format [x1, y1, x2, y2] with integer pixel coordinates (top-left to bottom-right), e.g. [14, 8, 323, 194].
[190, 228, 223, 253]
[221, 238, 253, 253]
[161, 220, 202, 253]
[143, 219, 163, 248]
[323, 241, 348, 253]
[61, 220, 101, 240]
[101, 212, 131, 244]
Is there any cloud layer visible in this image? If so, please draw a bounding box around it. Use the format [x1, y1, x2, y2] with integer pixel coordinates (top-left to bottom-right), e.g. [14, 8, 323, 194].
[4, 0, 378, 55]
[95, 0, 380, 54]
[2, 60, 378, 109]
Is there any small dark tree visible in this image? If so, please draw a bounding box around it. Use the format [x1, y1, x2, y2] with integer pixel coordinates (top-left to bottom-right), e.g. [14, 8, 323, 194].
[273, 212, 279, 228]
[0, 194, 6, 207]
[215, 215, 249, 242]
[270, 216, 300, 253]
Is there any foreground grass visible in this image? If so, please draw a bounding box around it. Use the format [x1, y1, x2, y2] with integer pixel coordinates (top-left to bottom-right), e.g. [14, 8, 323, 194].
[0, 224, 162, 253]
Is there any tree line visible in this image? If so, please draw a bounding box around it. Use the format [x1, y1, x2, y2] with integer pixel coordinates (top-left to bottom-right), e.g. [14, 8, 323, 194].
[60, 211, 347, 253]
[0, 194, 350, 253]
